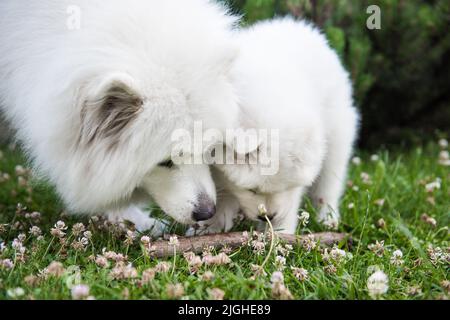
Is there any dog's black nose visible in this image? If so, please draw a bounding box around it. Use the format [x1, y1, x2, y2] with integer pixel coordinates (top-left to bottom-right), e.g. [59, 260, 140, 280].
[192, 193, 216, 221]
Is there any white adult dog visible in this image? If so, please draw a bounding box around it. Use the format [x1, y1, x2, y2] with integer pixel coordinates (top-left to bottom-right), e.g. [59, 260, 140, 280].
[190, 18, 359, 235]
[0, 0, 240, 232]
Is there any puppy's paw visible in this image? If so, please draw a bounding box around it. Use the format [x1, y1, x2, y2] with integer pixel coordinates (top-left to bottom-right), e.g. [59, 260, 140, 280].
[107, 206, 168, 237]
[135, 217, 169, 238]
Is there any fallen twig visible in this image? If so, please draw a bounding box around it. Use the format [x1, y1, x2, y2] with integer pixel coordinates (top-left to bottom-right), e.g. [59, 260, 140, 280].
[153, 232, 350, 258]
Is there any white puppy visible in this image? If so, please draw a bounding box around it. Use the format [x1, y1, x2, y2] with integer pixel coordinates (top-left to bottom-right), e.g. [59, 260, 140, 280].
[190, 18, 359, 235]
[0, 0, 240, 232]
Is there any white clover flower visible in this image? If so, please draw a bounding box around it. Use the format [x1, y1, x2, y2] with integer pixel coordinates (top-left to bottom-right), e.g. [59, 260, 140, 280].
[352, 157, 361, 165]
[1, 259, 14, 270]
[71, 237, 88, 252]
[46, 261, 65, 277]
[361, 172, 371, 184]
[95, 255, 109, 268]
[275, 244, 293, 257]
[55, 221, 68, 230]
[15, 165, 27, 176]
[438, 150, 450, 166]
[154, 261, 172, 273]
[271, 271, 284, 284]
[425, 178, 441, 193]
[7, 287, 25, 299]
[140, 236, 151, 245]
[187, 255, 203, 271]
[169, 235, 179, 247]
[427, 245, 448, 265]
[30, 211, 41, 220]
[166, 283, 185, 299]
[392, 250, 403, 259]
[439, 150, 449, 160]
[200, 271, 215, 282]
[29, 226, 42, 237]
[368, 240, 385, 257]
[51, 220, 67, 238]
[251, 240, 266, 255]
[71, 284, 90, 300]
[291, 267, 309, 281]
[83, 231, 92, 239]
[348, 203, 355, 209]
[301, 234, 317, 253]
[438, 138, 448, 149]
[12, 238, 25, 253]
[324, 264, 337, 275]
[274, 255, 286, 270]
[298, 211, 310, 227]
[377, 219, 386, 229]
[208, 288, 225, 300]
[258, 203, 268, 216]
[141, 268, 156, 284]
[367, 270, 388, 298]
[370, 154, 380, 162]
[71, 223, 85, 236]
[328, 246, 348, 265]
[241, 231, 250, 244]
[202, 253, 231, 266]
[250, 264, 267, 278]
[390, 249, 404, 266]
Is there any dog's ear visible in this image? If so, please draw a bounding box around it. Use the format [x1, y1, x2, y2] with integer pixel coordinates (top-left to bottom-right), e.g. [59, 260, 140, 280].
[79, 73, 143, 147]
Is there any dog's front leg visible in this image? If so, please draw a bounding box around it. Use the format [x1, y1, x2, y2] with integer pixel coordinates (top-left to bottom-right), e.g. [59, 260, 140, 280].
[106, 205, 168, 237]
[309, 107, 358, 230]
[259, 188, 304, 234]
[270, 201, 301, 234]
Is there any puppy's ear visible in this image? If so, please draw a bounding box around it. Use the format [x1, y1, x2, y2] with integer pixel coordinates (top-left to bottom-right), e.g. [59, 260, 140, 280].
[79, 73, 143, 146]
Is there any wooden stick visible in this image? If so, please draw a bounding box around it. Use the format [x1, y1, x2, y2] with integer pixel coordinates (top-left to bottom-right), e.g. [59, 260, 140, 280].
[153, 232, 350, 258]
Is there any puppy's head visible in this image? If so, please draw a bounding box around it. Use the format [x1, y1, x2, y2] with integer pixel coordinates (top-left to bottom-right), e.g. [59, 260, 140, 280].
[215, 128, 324, 223]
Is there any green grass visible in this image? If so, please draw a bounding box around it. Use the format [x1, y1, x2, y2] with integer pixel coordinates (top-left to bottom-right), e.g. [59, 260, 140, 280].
[0, 142, 448, 300]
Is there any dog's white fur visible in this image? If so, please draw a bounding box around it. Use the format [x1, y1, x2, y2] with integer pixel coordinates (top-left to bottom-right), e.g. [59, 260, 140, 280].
[0, 0, 240, 231]
[190, 18, 359, 235]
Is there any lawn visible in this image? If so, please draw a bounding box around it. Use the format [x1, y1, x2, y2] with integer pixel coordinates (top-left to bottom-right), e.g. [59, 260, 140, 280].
[0, 140, 448, 300]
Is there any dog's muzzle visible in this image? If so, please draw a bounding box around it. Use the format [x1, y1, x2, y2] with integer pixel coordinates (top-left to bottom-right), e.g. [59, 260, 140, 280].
[192, 193, 216, 221]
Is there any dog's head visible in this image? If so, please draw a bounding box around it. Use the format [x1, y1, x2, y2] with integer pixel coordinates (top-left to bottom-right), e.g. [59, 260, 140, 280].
[69, 56, 237, 224]
[0, 0, 241, 225]
[215, 127, 325, 223]
[215, 142, 298, 223]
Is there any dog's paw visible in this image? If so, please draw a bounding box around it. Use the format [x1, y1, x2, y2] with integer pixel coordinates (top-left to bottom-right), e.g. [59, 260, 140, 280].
[135, 217, 169, 238]
[107, 206, 168, 237]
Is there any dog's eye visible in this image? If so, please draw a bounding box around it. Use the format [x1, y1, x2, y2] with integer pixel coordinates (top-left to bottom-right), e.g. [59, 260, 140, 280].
[248, 188, 258, 195]
[158, 159, 175, 169]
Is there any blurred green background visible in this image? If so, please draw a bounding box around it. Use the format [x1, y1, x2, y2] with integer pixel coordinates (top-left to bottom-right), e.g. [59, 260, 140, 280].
[223, 0, 450, 148]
